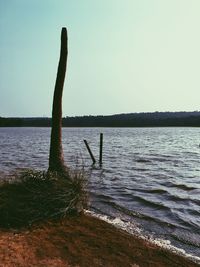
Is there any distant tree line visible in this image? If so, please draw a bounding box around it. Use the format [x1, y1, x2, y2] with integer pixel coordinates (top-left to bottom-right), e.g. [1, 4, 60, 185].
[1, 112, 200, 127]
[0, 117, 51, 127]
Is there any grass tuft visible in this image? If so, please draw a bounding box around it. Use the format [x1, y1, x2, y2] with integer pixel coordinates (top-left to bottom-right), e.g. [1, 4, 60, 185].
[0, 169, 88, 229]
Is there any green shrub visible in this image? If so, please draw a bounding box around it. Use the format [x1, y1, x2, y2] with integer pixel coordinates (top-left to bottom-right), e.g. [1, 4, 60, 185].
[0, 169, 88, 228]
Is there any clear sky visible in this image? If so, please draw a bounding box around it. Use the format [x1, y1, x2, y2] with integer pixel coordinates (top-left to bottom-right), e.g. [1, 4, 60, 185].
[0, 0, 200, 117]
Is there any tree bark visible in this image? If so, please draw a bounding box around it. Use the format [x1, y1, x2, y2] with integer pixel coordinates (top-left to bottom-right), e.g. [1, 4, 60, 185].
[48, 27, 68, 173]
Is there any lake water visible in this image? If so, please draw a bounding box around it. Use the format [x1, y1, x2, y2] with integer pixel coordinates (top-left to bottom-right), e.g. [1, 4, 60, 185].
[0, 127, 200, 259]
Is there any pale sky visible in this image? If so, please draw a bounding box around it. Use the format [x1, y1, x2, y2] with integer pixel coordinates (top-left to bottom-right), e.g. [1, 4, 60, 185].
[0, 0, 200, 117]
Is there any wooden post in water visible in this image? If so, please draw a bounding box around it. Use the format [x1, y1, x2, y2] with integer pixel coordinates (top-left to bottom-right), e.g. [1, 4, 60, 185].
[84, 140, 96, 164]
[99, 133, 103, 165]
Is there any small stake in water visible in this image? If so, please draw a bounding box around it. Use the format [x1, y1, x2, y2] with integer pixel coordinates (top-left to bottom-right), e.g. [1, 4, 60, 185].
[99, 133, 103, 165]
[84, 139, 96, 164]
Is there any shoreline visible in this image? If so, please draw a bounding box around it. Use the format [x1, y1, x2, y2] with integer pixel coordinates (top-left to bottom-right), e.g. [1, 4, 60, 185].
[85, 210, 200, 264]
[0, 213, 199, 267]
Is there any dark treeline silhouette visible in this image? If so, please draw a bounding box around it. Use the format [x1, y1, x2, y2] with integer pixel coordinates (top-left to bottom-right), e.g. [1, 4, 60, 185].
[0, 117, 51, 127]
[1, 111, 200, 127]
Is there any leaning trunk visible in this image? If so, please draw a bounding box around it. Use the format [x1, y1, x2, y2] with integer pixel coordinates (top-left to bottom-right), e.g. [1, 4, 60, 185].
[48, 27, 68, 173]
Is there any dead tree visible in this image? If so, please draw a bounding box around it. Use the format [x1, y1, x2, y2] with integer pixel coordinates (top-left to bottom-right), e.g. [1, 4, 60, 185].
[48, 27, 68, 173]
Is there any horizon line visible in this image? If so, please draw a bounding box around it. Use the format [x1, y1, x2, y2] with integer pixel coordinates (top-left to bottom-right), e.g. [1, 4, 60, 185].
[1, 110, 200, 119]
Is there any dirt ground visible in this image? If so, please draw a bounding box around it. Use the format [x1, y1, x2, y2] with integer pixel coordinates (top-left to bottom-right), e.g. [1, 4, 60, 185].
[0, 214, 199, 267]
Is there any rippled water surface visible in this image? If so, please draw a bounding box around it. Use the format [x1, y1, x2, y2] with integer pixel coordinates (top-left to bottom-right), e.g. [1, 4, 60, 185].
[0, 127, 200, 257]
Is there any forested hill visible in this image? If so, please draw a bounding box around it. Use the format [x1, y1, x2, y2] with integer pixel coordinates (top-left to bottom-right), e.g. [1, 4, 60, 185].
[1, 112, 200, 127]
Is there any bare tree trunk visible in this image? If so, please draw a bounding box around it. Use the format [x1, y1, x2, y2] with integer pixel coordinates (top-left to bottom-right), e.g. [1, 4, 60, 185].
[48, 27, 68, 173]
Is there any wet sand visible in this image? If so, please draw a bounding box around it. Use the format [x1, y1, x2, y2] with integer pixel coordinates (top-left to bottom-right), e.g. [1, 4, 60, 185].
[0, 214, 199, 267]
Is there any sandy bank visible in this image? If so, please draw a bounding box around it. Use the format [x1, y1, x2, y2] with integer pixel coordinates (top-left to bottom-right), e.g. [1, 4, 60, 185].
[0, 214, 199, 267]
